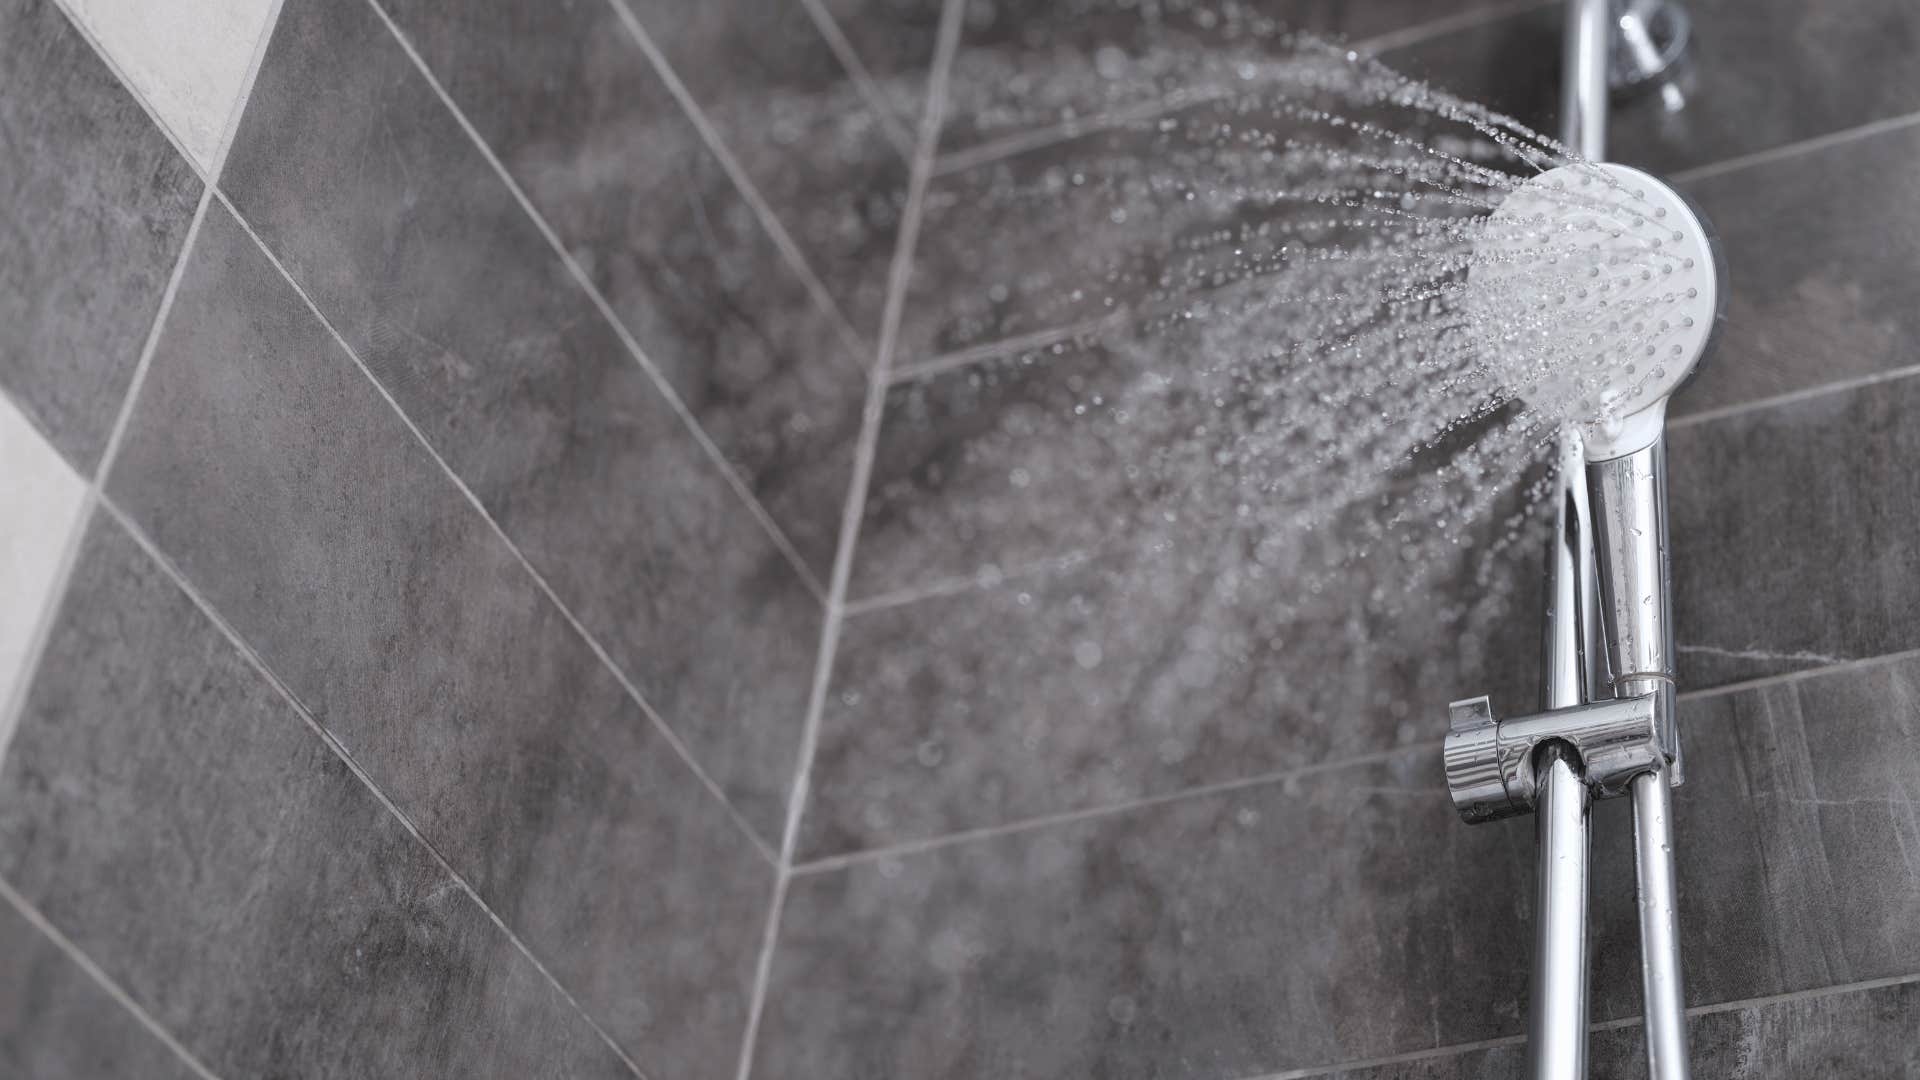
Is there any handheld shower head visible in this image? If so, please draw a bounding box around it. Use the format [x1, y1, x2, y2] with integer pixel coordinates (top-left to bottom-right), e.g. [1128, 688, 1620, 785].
[1469, 161, 1723, 460]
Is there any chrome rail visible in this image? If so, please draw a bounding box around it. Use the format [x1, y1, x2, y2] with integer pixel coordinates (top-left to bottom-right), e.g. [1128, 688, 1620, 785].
[1440, 4, 1695, 1078]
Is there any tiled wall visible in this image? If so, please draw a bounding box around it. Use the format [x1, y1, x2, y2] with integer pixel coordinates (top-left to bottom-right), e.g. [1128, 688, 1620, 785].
[3, 0, 1918, 1078]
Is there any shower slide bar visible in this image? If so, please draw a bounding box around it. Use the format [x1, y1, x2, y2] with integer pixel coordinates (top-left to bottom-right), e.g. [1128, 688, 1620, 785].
[1441, 2, 1695, 1079]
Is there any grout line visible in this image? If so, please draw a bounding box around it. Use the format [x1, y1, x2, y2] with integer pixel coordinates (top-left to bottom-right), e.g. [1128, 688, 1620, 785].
[732, 2, 968, 1077]
[797, 0, 918, 160]
[0, 191, 215, 1079]
[776, 639, 1920, 880]
[97, 501, 652, 1080]
[1346, 0, 1556, 57]
[0, 876, 224, 1080]
[888, 310, 1133, 384]
[600, 0, 874, 366]
[1238, 970, 1920, 1079]
[206, 0, 288, 181]
[211, 188, 779, 868]
[1676, 644, 1920, 703]
[1237, 1032, 1527, 1080]
[1662, 970, 1920, 1023]
[841, 545, 1104, 617]
[932, 87, 1232, 178]
[0, 186, 211, 772]
[45, 0, 208, 183]
[1670, 360, 1920, 431]
[926, 0, 1548, 179]
[1667, 108, 1920, 187]
[792, 741, 1430, 875]
[362, 0, 829, 604]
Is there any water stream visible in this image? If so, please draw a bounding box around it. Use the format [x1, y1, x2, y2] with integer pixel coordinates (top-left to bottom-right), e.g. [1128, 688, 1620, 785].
[843, 6, 1708, 744]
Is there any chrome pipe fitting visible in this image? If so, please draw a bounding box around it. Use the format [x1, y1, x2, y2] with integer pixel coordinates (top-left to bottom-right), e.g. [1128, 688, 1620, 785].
[1444, 692, 1661, 823]
[1561, 0, 1611, 159]
[1587, 439, 1682, 772]
[1531, 743, 1592, 1080]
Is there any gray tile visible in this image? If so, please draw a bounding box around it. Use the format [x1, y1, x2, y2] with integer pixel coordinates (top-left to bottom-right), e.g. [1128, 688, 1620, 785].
[825, 347, 1920, 856]
[222, 0, 824, 843]
[901, 123, 1170, 366]
[864, 268, 1539, 597]
[762, 653, 1920, 1076]
[1668, 373, 1920, 688]
[0, 0, 203, 471]
[0, 892, 199, 1080]
[818, 0, 949, 132]
[936, 0, 1517, 156]
[1382, 0, 1920, 177]
[374, 0, 868, 577]
[820, 299, 1553, 854]
[1594, 661, 1920, 1020]
[103, 201, 773, 1072]
[1593, 981, 1920, 1080]
[808, 517, 1540, 858]
[1320, 1043, 1522, 1080]
[620, 0, 914, 338]
[1326, 981, 1920, 1079]
[769, 748, 1532, 1078]
[896, 72, 1497, 370]
[1667, 119, 1920, 419]
[0, 515, 631, 1079]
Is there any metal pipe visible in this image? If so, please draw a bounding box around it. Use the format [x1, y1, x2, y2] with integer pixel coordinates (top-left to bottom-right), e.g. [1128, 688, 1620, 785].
[1631, 768, 1689, 1078]
[1542, 436, 1594, 714]
[1588, 438, 1691, 1080]
[1562, 0, 1611, 159]
[1585, 440, 1680, 770]
[1531, 8, 1611, 1061]
[1529, 743, 1591, 1080]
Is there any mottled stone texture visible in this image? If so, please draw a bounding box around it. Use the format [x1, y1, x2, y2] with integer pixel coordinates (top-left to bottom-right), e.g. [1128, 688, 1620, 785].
[1322, 980, 1920, 1079]
[223, 0, 821, 845]
[761, 659, 1920, 1076]
[104, 200, 772, 1073]
[1381, 0, 1920, 177]
[0, 0, 203, 471]
[375, 0, 870, 577]
[777, 0, 1920, 1075]
[0, 517, 631, 1079]
[10, 0, 1920, 1074]
[0, 892, 200, 1080]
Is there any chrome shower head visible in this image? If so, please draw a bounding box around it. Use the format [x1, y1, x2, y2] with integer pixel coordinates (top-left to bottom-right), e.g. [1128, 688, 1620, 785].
[1469, 161, 1723, 460]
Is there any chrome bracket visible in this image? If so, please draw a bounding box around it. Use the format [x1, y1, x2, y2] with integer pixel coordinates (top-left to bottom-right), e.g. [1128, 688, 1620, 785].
[1443, 693, 1663, 824]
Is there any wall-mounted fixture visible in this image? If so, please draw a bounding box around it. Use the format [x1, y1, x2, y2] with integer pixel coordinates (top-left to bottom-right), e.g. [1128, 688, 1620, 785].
[1442, 2, 1716, 1078]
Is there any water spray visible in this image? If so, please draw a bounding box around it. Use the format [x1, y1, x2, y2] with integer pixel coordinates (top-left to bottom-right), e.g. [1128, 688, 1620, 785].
[1441, 3, 1716, 1079]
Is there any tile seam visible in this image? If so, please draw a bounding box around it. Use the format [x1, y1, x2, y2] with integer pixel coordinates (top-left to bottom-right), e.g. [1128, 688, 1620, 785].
[1235, 970, 1920, 1079]
[41, 0, 808, 855]
[1348, 0, 1557, 57]
[0, 188, 217, 1080]
[363, 0, 830, 603]
[0, 184, 210, 768]
[45, 0, 207, 180]
[0, 876, 224, 1080]
[98, 501, 654, 1080]
[925, 0, 1551, 179]
[789, 741, 1429, 875]
[1666, 108, 1920, 187]
[1670, 360, 1920, 431]
[730, 1, 968, 1076]
[206, 0, 290, 180]
[787, 643, 1920, 872]
[796, 0, 919, 159]
[602, 0, 875, 364]
[210, 188, 780, 867]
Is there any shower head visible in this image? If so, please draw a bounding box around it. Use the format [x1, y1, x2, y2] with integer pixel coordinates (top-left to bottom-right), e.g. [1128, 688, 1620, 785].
[1469, 161, 1723, 460]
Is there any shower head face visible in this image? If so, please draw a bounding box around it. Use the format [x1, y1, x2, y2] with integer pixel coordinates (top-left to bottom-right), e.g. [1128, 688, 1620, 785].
[1467, 161, 1722, 460]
